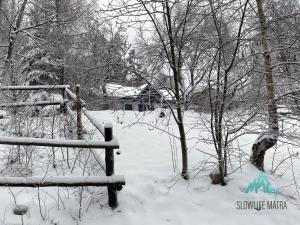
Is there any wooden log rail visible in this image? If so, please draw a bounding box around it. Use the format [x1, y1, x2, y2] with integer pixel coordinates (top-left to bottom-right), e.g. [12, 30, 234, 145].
[0, 136, 119, 149]
[0, 85, 70, 108]
[0, 85, 70, 90]
[65, 87, 76, 100]
[0, 175, 125, 188]
[0, 99, 68, 107]
[82, 107, 105, 136]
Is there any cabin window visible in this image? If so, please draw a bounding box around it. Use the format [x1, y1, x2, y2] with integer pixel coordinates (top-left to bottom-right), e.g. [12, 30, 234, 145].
[125, 104, 133, 110]
[138, 104, 146, 112]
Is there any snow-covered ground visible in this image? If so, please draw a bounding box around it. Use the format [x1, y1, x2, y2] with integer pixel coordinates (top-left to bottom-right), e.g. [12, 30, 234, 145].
[0, 110, 300, 225]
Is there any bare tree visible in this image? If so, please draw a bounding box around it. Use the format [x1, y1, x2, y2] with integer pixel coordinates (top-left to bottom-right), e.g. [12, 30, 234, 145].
[203, 0, 250, 185]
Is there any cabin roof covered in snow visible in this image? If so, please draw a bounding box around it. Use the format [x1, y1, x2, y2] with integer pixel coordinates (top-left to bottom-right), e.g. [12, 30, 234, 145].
[104, 83, 148, 98]
[158, 89, 175, 101]
[193, 82, 211, 93]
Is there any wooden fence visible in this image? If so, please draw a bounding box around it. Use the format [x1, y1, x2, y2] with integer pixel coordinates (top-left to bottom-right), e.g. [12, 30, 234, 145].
[0, 84, 125, 209]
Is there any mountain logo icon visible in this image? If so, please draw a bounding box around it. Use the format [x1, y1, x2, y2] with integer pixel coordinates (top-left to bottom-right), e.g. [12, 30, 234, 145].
[245, 172, 280, 194]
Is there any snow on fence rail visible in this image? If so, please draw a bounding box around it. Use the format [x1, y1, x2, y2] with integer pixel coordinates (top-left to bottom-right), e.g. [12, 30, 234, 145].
[0, 136, 119, 149]
[0, 85, 70, 90]
[0, 175, 125, 188]
[82, 107, 105, 136]
[0, 84, 124, 209]
[0, 99, 68, 107]
[65, 86, 77, 100]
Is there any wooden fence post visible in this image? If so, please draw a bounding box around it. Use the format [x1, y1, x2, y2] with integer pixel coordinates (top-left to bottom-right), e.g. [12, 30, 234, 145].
[75, 84, 83, 140]
[62, 88, 67, 114]
[105, 123, 118, 208]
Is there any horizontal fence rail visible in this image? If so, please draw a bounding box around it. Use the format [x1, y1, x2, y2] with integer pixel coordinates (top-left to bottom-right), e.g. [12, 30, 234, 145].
[0, 100, 68, 107]
[0, 175, 125, 187]
[0, 85, 70, 90]
[0, 136, 119, 149]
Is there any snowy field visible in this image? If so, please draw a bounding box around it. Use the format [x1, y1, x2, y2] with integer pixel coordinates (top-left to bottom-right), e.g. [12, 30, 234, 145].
[0, 110, 300, 225]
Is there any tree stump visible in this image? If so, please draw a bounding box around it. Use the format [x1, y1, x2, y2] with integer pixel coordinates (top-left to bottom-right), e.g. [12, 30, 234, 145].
[13, 205, 28, 215]
[209, 168, 223, 185]
[250, 134, 277, 171]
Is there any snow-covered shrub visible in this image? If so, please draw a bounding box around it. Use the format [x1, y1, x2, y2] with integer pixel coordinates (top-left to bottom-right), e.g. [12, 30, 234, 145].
[21, 47, 61, 86]
[41, 105, 61, 117]
[27, 91, 49, 102]
[26, 91, 64, 117]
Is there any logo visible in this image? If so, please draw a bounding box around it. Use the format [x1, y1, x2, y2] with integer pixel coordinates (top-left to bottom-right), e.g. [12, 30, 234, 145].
[245, 172, 279, 194]
[236, 172, 287, 211]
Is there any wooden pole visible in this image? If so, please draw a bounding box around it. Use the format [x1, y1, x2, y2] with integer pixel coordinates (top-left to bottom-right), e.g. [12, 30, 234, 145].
[105, 123, 118, 208]
[62, 88, 67, 114]
[75, 85, 83, 140]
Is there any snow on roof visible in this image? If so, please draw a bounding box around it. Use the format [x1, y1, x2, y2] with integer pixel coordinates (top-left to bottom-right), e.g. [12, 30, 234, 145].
[193, 82, 209, 93]
[158, 89, 175, 101]
[105, 83, 176, 101]
[105, 83, 148, 98]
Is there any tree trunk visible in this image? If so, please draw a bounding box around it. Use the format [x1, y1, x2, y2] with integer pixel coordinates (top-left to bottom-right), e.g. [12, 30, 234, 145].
[250, 0, 278, 171]
[101, 85, 109, 110]
[0, 0, 3, 27]
[165, 0, 189, 180]
[177, 107, 189, 180]
[0, 0, 27, 81]
[0, 0, 2, 47]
